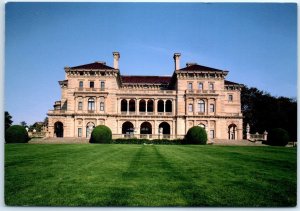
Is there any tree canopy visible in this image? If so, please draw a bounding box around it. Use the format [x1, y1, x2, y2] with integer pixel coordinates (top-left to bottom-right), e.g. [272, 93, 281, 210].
[5, 111, 13, 131]
[241, 86, 297, 141]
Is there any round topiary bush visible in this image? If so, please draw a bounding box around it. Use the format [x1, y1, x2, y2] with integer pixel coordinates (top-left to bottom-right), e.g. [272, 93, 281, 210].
[184, 126, 207, 145]
[89, 125, 112, 144]
[267, 128, 290, 146]
[5, 125, 30, 143]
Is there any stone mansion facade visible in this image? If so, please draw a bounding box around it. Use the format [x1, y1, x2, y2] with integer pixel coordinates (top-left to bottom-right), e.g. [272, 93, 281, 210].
[47, 52, 243, 140]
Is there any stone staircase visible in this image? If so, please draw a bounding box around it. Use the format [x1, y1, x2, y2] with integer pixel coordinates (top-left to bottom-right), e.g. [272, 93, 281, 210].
[209, 139, 265, 146]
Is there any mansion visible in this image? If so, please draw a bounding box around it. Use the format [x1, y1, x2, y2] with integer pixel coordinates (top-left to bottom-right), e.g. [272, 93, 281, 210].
[47, 52, 243, 140]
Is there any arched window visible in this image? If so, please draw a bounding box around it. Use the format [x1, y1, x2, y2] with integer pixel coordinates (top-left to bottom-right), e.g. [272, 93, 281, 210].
[159, 122, 171, 135]
[129, 99, 135, 112]
[158, 100, 164, 112]
[198, 124, 206, 129]
[228, 124, 237, 140]
[88, 98, 95, 111]
[122, 121, 134, 135]
[78, 102, 83, 110]
[86, 122, 95, 138]
[198, 100, 205, 113]
[147, 100, 154, 112]
[121, 99, 127, 112]
[165, 100, 172, 112]
[79, 81, 83, 88]
[54, 121, 63, 137]
[140, 122, 152, 134]
[139, 100, 146, 112]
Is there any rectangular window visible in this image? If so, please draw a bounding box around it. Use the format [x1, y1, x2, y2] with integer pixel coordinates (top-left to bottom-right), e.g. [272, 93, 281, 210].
[79, 81, 83, 88]
[100, 81, 105, 91]
[188, 104, 193, 112]
[228, 94, 233, 101]
[88, 99, 95, 111]
[198, 83, 203, 90]
[210, 104, 215, 112]
[198, 101, 205, 113]
[210, 130, 215, 139]
[78, 128, 82, 137]
[78, 102, 83, 110]
[188, 82, 193, 90]
[209, 83, 214, 90]
[100, 102, 104, 111]
[90, 81, 94, 88]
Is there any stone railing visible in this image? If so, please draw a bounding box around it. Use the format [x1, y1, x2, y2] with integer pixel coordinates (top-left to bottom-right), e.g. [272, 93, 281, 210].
[120, 89, 176, 95]
[28, 132, 46, 138]
[112, 134, 184, 140]
[185, 90, 216, 94]
[48, 110, 67, 114]
[75, 88, 106, 92]
[246, 124, 268, 141]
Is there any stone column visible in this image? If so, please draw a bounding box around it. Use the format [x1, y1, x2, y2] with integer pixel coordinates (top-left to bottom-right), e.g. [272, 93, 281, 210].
[83, 97, 86, 112]
[194, 98, 197, 115]
[172, 99, 175, 115]
[95, 97, 98, 113]
[127, 99, 129, 115]
[136, 99, 138, 114]
[246, 124, 250, 140]
[145, 99, 148, 113]
[163, 100, 166, 113]
[154, 99, 157, 115]
[206, 99, 209, 115]
[116, 98, 119, 114]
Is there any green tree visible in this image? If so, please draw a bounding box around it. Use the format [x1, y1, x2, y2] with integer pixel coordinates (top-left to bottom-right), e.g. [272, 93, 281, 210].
[5, 111, 13, 131]
[241, 86, 297, 141]
[20, 121, 27, 127]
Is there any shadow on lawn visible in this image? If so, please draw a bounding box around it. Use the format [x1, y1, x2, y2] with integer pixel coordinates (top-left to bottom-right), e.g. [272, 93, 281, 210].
[101, 145, 209, 206]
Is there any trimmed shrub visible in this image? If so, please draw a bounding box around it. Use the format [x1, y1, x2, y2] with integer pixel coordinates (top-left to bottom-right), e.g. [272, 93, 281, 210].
[267, 128, 290, 146]
[89, 125, 112, 144]
[5, 125, 30, 143]
[184, 126, 207, 145]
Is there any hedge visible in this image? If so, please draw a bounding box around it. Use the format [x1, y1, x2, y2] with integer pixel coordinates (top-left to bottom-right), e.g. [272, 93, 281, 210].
[267, 128, 290, 146]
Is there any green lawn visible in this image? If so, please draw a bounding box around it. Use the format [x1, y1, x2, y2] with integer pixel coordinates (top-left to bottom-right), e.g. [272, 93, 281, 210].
[5, 144, 297, 207]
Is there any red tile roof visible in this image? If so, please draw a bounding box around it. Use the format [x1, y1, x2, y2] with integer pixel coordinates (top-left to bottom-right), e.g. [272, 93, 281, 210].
[179, 64, 225, 72]
[121, 76, 172, 84]
[70, 62, 115, 70]
[225, 80, 241, 86]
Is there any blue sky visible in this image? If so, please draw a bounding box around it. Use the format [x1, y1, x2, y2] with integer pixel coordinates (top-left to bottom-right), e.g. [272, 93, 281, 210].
[5, 2, 297, 125]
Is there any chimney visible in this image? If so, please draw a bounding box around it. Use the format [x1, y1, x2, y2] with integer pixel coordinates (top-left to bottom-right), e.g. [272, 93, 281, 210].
[173, 53, 181, 70]
[113, 52, 120, 69]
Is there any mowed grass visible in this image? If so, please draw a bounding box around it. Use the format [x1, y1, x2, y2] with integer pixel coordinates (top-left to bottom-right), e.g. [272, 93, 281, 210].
[5, 144, 296, 207]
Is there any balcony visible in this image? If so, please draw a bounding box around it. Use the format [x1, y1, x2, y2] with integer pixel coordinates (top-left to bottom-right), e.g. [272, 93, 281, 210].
[119, 111, 173, 116]
[226, 113, 242, 117]
[120, 89, 176, 95]
[48, 110, 67, 114]
[75, 88, 106, 92]
[185, 90, 216, 94]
